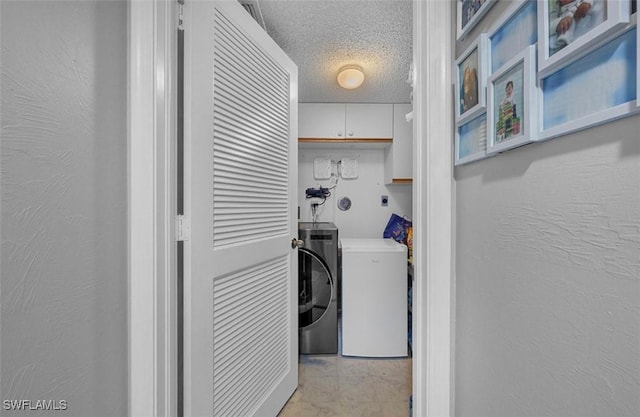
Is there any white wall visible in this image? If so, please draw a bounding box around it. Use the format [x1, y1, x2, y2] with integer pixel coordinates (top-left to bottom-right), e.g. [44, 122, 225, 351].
[1, 2, 128, 415]
[298, 148, 412, 238]
[455, 117, 640, 417]
[453, 3, 640, 416]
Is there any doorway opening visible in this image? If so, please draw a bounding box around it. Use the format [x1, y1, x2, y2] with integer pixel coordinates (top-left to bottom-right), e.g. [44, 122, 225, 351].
[281, 146, 414, 415]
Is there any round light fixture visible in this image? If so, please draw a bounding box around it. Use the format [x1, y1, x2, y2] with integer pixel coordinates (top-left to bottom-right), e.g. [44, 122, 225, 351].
[337, 65, 365, 90]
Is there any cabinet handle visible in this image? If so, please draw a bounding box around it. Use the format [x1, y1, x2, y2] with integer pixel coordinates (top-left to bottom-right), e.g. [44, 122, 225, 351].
[338, 131, 343, 137]
[348, 131, 354, 137]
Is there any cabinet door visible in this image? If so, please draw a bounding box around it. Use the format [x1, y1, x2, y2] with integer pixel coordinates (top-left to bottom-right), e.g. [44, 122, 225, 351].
[299, 103, 345, 139]
[385, 104, 413, 183]
[394, 103, 413, 179]
[345, 103, 393, 139]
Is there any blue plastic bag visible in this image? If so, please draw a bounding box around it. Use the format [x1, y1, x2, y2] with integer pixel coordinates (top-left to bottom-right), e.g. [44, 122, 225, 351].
[383, 213, 412, 244]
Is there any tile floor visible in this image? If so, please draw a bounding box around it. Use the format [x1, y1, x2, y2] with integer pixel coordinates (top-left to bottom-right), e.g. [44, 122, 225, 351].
[278, 354, 412, 417]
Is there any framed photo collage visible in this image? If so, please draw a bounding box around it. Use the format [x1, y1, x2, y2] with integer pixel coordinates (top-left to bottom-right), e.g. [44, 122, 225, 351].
[454, 0, 639, 166]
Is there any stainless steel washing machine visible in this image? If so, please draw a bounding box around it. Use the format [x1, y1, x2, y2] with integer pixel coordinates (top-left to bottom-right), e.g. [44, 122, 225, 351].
[298, 222, 338, 354]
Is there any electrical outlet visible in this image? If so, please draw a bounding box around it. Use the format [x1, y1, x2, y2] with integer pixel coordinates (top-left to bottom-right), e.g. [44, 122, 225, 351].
[381, 195, 389, 206]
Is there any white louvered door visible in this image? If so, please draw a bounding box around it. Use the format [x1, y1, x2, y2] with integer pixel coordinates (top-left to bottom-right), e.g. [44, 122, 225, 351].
[183, 1, 298, 416]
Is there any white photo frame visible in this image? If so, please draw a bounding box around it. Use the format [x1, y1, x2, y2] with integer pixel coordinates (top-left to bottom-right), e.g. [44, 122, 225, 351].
[487, 45, 538, 154]
[537, 0, 631, 77]
[538, 21, 639, 140]
[455, 34, 489, 124]
[457, 0, 496, 41]
[455, 112, 493, 165]
[487, 0, 538, 74]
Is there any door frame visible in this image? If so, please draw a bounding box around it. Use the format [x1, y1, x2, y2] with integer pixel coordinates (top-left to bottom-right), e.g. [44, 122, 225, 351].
[128, 0, 455, 416]
[412, 1, 454, 416]
[128, 0, 178, 416]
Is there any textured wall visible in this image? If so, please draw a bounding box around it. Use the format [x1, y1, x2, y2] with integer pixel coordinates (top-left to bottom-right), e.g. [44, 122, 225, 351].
[454, 117, 640, 417]
[454, 3, 640, 415]
[455, 116, 640, 417]
[298, 148, 412, 238]
[1, 1, 128, 416]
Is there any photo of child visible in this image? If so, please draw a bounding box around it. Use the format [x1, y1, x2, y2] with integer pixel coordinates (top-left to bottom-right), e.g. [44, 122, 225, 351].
[548, 0, 604, 56]
[494, 64, 524, 144]
[502, 81, 515, 106]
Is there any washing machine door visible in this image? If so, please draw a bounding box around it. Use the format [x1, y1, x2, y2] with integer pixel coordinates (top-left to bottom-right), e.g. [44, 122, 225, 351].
[298, 247, 334, 328]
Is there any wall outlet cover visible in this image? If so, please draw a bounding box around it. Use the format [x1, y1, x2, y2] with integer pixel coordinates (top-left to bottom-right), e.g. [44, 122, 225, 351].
[341, 157, 358, 179]
[313, 158, 332, 179]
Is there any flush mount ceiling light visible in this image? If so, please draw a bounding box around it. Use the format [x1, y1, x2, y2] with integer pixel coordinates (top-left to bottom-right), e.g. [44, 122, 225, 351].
[337, 65, 365, 90]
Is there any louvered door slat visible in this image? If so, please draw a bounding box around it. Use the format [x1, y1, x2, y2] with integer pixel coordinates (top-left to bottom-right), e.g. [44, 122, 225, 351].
[214, 30, 289, 99]
[214, 37, 289, 102]
[214, 303, 284, 360]
[213, 125, 288, 157]
[215, 91, 288, 138]
[214, 219, 288, 234]
[212, 256, 289, 416]
[215, 173, 287, 191]
[215, 17, 290, 99]
[214, 183, 287, 197]
[214, 60, 288, 118]
[214, 292, 284, 349]
[214, 47, 289, 109]
[213, 116, 287, 158]
[213, 139, 287, 176]
[215, 40, 290, 101]
[213, 136, 287, 175]
[212, 7, 290, 248]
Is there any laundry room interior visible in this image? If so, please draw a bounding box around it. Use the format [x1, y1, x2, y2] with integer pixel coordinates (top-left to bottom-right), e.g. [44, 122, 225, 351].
[298, 132, 413, 237]
[291, 97, 416, 414]
[250, 0, 417, 415]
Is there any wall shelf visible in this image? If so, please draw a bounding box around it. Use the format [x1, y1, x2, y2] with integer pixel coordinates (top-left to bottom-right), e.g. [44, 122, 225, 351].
[298, 138, 392, 149]
[390, 178, 412, 184]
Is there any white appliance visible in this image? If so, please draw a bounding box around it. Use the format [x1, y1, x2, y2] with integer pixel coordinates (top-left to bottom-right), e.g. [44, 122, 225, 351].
[340, 238, 408, 357]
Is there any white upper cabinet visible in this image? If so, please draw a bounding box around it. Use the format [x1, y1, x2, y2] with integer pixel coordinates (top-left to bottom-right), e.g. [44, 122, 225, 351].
[345, 103, 393, 139]
[299, 103, 393, 141]
[299, 103, 345, 139]
[384, 103, 413, 184]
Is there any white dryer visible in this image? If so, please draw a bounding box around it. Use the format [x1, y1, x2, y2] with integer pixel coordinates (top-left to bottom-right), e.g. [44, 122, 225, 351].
[341, 238, 407, 357]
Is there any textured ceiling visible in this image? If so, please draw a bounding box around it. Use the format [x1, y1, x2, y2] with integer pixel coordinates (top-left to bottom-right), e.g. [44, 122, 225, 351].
[258, 0, 413, 103]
